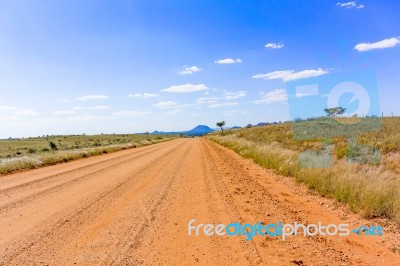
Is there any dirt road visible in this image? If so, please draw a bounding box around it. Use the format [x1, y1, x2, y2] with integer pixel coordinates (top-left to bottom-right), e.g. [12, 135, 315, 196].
[0, 138, 398, 265]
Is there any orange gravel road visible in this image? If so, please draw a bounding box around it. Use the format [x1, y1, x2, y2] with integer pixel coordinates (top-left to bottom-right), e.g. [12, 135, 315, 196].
[0, 138, 398, 265]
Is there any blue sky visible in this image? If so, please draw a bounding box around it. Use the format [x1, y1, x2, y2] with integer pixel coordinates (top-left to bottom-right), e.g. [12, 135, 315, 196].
[0, 0, 399, 138]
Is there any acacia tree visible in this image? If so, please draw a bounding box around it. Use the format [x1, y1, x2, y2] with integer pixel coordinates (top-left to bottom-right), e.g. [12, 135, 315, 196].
[324, 107, 346, 117]
[216, 121, 225, 134]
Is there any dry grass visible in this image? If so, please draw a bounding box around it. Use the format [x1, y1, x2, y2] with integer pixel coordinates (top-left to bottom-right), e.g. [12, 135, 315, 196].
[0, 137, 174, 175]
[0, 134, 169, 158]
[207, 118, 400, 223]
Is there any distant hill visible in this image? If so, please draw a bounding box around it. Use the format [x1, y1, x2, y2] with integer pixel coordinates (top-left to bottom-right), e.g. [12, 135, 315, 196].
[151, 125, 214, 136]
[186, 125, 214, 135]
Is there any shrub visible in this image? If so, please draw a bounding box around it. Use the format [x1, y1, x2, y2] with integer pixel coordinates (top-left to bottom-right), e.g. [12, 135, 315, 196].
[49, 141, 58, 151]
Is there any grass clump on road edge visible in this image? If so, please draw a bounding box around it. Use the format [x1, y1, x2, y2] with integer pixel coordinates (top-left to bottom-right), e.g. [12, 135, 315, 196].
[207, 132, 400, 224]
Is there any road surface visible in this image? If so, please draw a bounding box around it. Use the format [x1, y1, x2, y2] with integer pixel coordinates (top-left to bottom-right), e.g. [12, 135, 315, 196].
[0, 138, 398, 265]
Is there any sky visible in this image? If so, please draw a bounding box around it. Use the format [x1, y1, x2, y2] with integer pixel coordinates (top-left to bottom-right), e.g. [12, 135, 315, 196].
[0, 0, 399, 138]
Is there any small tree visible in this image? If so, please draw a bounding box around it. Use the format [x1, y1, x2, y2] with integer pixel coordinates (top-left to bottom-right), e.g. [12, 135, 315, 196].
[216, 121, 225, 134]
[324, 107, 346, 117]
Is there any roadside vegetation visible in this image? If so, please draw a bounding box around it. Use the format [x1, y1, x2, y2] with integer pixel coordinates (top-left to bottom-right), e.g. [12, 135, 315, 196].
[207, 117, 400, 223]
[0, 134, 176, 175]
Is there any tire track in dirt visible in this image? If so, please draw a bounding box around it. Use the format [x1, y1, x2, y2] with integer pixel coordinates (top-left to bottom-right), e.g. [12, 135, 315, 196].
[103, 140, 193, 266]
[200, 140, 264, 264]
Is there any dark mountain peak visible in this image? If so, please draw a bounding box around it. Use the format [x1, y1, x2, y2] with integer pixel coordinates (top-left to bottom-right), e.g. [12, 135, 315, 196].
[187, 125, 214, 133]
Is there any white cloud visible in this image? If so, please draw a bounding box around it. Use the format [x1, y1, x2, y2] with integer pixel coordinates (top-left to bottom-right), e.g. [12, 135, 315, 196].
[196, 91, 246, 107]
[223, 90, 247, 100]
[284, 68, 329, 81]
[336, 2, 364, 9]
[265, 43, 284, 49]
[161, 83, 208, 93]
[178, 66, 201, 75]
[129, 93, 159, 98]
[196, 97, 219, 105]
[62, 99, 70, 103]
[53, 110, 75, 115]
[53, 106, 110, 115]
[71, 106, 111, 110]
[214, 58, 242, 64]
[252, 70, 294, 80]
[252, 68, 328, 81]
[77, 95, 109, 101]
[65, 115, 111, 122]
[354, 37, 400, 52]
[187, 112, 200, 117]
[0, 106, 39, 117]
[153, 101, 180, 109]
[164, 109, 183, 115]
[112, 111, 150, 116]
[253, 89, 288, 104]
[0, 106, 17, 111]
[13, 109, 39, 116]
[0, 114, 17, 121]
[208, 102, 239, 108]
